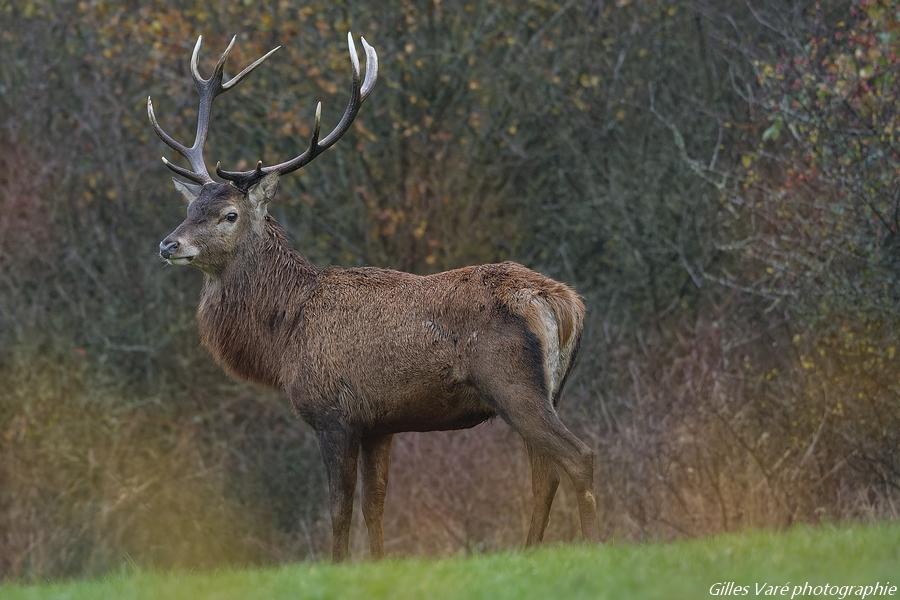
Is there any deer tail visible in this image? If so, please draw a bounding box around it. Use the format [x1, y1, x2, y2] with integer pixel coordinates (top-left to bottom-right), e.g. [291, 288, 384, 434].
[502, 271, 585, 406]
[541, 284, 584, 406]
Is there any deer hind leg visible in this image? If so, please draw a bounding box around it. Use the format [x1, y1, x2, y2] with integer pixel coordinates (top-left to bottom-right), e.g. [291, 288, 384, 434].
[520, 405, 598, 542]
[524, 441, 560, 546]
[483, 375, 599, 542]
[316, 428, 360, 562]
[360, 433, 393, 559]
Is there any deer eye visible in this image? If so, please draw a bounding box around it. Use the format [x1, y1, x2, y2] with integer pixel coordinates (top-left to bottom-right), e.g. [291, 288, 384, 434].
[225, 212, 238, 223]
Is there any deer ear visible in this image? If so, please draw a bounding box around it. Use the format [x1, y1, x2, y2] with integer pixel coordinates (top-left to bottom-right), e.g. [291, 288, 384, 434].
[172, 178, 202, 205]
[248, 172, 280, 209]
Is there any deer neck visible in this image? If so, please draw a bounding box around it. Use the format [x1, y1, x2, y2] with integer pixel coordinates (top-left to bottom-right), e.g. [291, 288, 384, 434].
[196, 217, 318, 387]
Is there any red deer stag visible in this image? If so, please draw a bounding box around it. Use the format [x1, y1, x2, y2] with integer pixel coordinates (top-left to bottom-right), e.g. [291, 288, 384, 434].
[149, 33, 597, 561]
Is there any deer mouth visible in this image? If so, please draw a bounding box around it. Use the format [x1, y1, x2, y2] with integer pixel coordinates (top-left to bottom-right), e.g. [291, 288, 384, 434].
[166, 255, 196, 265]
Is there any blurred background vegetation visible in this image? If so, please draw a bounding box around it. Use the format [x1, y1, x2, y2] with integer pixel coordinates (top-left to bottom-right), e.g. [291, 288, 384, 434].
[0, 0, 897, 581]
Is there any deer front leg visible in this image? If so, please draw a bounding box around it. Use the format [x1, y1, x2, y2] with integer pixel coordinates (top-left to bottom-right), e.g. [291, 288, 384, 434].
[360, 433, 393, 559]
[317, 428, 360, 562]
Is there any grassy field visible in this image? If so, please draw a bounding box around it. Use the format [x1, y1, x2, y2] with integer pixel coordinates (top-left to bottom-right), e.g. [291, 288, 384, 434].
[4, 522, 898, 600]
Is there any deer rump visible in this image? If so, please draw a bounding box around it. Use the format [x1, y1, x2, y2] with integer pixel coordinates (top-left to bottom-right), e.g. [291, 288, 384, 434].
[204, 260, 584, 434]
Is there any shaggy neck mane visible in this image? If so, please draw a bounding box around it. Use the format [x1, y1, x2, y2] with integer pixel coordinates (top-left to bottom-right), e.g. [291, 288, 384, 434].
[197, 217, 319, 387]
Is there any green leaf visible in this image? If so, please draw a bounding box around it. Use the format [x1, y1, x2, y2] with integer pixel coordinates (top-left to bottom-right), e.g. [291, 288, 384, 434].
[762, 117, 783, 142]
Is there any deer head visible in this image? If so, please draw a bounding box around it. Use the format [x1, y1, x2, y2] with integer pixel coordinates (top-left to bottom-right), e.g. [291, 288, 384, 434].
[151, 33, 378, 273]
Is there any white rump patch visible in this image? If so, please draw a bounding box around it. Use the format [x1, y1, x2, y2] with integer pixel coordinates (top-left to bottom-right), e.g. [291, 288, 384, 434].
[533, 298, 561, 398]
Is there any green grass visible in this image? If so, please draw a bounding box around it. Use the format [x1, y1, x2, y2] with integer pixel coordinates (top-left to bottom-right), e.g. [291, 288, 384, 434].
[4, 522, 899, 600]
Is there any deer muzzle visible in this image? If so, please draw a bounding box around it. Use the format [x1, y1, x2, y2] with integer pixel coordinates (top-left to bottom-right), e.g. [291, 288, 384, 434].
[159, 239, 180, 259]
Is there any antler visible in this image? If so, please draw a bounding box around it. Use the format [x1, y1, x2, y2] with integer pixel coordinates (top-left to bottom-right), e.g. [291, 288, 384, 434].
[216, 32, 378, 190]
[147, 35, 280, 184]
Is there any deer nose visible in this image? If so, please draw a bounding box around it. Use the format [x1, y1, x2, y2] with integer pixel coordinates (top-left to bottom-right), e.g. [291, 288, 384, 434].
[159, 239, 179, 259]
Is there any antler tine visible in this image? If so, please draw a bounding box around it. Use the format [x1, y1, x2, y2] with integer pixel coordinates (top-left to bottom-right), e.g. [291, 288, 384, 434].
[147, 97, 189, 157]
[210, 35, 237, 84]
[189, 35, 205, 87]
[217, 32, 378, 190]
[161, 156, 205, 182]
[149, 34, 280, 184]
[360, 36, 378, 100]
[316, 31, 363, 149]
[225, 45, 282, 90]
